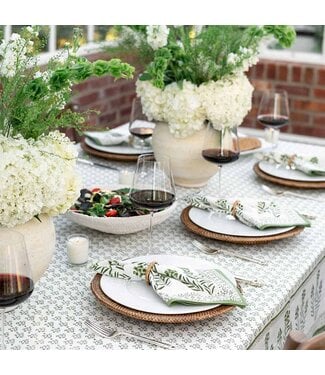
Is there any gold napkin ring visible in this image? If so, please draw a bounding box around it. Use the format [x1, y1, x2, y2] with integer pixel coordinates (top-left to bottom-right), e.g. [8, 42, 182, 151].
[231, 200, 240, 217]
[145, 262, 157, 286]
[288, 154, 296, 168]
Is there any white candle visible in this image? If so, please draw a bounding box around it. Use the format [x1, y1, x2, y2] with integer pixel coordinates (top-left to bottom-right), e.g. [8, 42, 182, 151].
[67, 234, 89, 265]
[118, 170, 134, 186]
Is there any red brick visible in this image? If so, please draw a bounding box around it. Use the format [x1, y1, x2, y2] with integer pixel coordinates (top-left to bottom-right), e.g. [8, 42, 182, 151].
[277, 65, 288, 81]
[72, 81, 90, 93]
[304, 67, 314, 85]
[76, 92, 99, 106]
[293, 100, 325, 112]
[99, 112, 116, 125]
[275, 84, 309, 96]
[311, 127, 325, 138]
[314, 88, 325, 99]
[318, 69, 325, 85]
[119, 81, 136, 93]
[267, 64, 276, 80]
[291, 125, 314, 136]
[292, 66, 301, 82]
[255, 63, 265, 79]
[251, 79, 272, 91]
[103, 86, 120, 97]
[120, 106, 132, 117]
[314, 115, 325, 126]
[291, 112, 310, 123]
[89, 76, 114, 89]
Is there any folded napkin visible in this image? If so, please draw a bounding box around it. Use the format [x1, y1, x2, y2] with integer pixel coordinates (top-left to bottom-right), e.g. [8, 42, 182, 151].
[84, 126, 130, 146]
[257, 152, 325, 176]
[91, 260, 246, 307]
[185, 194, 310, 230]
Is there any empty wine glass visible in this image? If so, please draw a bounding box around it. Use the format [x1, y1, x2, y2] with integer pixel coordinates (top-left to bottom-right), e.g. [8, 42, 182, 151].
[257, 89, 290, 146]
[129, 154, 175, 254]
[129, 97, 155, 150]
[0, 230, 34, 350]
[201, 122, 240, 197]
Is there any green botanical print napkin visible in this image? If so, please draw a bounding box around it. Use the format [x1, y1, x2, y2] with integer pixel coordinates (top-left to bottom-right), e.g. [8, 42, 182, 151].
[84, 129, 129, 146]
[185, 194, 310, 230]
[258, 152, 325, 176]
[91, 260, 246, 307]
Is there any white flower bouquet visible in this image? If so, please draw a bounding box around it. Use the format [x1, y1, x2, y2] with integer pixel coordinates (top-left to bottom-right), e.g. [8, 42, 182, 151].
[0, 26, 134, 227]
[116, 25, 296, 138]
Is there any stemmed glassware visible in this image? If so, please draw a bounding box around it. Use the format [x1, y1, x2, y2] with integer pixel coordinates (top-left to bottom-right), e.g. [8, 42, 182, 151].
[257, 89, 290, 145]
[129, 154, 176, 254]
[201, 122, 240, 197]
[129, 97, 155, 150]
[0, 230, 34, 350]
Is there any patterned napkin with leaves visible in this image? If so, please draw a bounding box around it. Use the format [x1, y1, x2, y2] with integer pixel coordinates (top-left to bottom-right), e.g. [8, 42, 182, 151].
[257, 152, 325, 176]
[185, 194, 310, 230]
[91, 260, 246, 307]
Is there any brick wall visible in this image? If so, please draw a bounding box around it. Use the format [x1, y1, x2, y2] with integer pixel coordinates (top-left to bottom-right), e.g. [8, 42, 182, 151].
[69, 54, 325, 140]
[244, 59, 325, 138]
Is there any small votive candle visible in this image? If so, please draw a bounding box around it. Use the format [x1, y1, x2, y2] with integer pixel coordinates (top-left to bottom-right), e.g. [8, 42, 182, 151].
[118, 170, 134, 186]
[67, 234, 89, 265]
[264, 128, 280, 145]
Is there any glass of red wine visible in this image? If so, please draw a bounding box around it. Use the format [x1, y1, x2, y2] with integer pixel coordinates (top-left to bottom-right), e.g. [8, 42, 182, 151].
[257, 90, 290, 145]
[0, 230, 34, 350]
[202, 122, 240, 197]
[129, 97, 155, 150]
[130, 154, 175, 254]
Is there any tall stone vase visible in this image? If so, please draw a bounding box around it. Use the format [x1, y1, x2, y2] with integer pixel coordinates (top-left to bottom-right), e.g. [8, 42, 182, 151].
[2, 215, 56, 282]
[151, 122, 219, 187]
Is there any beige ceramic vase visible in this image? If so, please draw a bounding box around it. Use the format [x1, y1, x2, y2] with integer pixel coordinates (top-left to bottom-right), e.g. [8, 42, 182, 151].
[4, 214, 56, 282]
[151, 122, 219, 187]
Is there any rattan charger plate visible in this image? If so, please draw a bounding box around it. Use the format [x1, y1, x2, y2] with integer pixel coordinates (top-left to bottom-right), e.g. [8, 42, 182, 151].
[81, 140, 139, 162]
[91, 274, 235, 323]
[253, 162, 325, 189]
[181, 206, 304, 245]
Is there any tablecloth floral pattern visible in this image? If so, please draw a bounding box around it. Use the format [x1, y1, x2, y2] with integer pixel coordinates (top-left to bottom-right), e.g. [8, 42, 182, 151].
[4, 138, 325, 350]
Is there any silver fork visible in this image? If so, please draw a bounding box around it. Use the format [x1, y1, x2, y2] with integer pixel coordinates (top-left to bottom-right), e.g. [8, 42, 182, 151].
[261, 184, 324, 203]
[192, 240, 267, 266]
[85, 319, 175, 349]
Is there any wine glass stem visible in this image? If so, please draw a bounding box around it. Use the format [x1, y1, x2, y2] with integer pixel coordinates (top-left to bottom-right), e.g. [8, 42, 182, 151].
[218, 164, 222, 197]
[148, 211, 154, 254]
[0, 308, 5, 350]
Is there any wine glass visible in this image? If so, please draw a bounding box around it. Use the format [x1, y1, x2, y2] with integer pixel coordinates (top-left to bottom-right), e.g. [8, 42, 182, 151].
[257, 89, 290, 145]
[129, 154, 176, 254]
[201, 122, 240, 197]
[0, 230, 34, 350]
[129, 97, 155, 150]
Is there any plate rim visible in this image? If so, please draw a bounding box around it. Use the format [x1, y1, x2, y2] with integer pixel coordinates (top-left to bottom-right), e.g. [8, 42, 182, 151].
[258, 161, 325, 183]
[181, 206, 304, 245]
[99, 254, 236, 315]
[254, 163, 325, 189]
[188, 206, 295, 238]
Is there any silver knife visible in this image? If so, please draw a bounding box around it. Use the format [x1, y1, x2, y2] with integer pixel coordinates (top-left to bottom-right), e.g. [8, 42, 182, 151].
[77, 158, 119, 171]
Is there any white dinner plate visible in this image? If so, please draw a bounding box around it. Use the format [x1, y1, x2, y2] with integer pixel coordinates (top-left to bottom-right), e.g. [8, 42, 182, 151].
[99, 254, 236, 315]
[188, 207, 295, 237]
[240, 137, 274, 156]
[84, 137, 153, 155]
[258, 161, 325, 182]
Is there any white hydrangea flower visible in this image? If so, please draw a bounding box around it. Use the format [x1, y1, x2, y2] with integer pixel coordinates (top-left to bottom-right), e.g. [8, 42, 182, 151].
[136, 73, 253, 138]
[0, 132, 81, 227]
[146, 25, 169, 50]
[199, 73, 254, 130]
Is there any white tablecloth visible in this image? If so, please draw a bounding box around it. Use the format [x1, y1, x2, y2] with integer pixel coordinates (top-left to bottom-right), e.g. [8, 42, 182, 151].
[4, 136, 325, 350]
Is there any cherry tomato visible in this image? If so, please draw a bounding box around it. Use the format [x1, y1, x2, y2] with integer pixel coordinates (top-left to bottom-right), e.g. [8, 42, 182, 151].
[105, 209, 118, 217]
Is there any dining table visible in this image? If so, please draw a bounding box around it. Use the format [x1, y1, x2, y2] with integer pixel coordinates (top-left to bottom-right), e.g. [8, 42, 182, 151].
[4, 128, 325, 350]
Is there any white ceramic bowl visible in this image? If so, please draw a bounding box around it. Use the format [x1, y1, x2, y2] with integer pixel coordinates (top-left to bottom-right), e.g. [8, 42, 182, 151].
[66, 201, 177, 234]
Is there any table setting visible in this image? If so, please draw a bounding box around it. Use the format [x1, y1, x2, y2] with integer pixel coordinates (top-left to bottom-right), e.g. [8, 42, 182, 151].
[1, 25, 325, 351]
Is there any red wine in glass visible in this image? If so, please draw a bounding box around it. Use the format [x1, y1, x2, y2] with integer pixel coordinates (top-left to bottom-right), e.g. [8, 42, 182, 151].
[0, 230, 34, 349]
[202, 149, 240, 164]
[257, 114, 289, 128]
[0, 274, 34, 308]
[129, 127, 154, 140]
[130, 189, 175, 210]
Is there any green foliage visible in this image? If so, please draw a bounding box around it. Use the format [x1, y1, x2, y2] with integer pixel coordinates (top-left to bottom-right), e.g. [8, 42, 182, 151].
[112, 25, 296, 89]
[0, 26, 135, 140]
